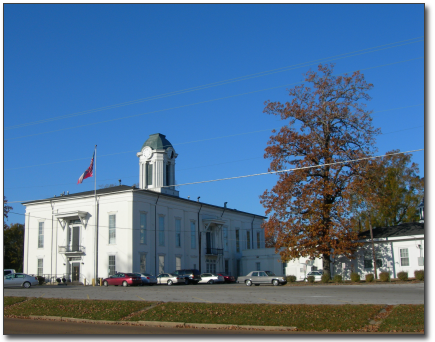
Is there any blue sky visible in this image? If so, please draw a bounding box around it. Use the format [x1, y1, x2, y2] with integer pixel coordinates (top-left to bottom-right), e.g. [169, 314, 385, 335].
[3, 3, 424, 225]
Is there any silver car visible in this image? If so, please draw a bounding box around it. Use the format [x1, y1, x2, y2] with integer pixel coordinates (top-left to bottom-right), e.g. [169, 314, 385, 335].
[136, 273, 157, 285]
[4, 273, 39, 288]
[156, 273, 185, 286]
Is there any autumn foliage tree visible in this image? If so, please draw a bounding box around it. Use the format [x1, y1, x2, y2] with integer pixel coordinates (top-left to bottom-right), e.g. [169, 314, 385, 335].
[260, 64, 379, 274]
[353, 150, 424, 230]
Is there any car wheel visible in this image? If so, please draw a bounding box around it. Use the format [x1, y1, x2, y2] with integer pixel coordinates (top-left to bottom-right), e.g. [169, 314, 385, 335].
[184, 279, 189, 285]
[208, 280, 214, 284]
[272, 279, 279, 286]
[245, 280, 252, 286]
[103, 281, 109, 287]
[23, 282, 31, 289]
[122, 281, 128, 287]
[167, 280, 173, 286]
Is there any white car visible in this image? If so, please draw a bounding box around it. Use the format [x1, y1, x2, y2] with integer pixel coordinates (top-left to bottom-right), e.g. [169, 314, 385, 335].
[4, 273, 39, 288]
[199, 273, 224, 284]
[156, 273, 185, 286]
[305, 271, 323, 282]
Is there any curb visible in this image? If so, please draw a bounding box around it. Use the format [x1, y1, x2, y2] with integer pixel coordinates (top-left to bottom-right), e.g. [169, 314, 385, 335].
[28, 316, 296, 331]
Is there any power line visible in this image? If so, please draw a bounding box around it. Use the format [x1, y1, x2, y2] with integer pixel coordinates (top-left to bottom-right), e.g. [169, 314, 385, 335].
[4, 57, 423, 142]
[5, 37, 423, 131]
[6, 148, 423, 203]
[4, 103, 423, 172]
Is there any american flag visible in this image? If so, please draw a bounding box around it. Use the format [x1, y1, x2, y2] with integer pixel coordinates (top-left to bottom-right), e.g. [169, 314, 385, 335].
[77, 152, 94, 184]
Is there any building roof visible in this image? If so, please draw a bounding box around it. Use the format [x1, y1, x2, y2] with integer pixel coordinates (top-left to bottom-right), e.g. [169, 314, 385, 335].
[141, 133, 173, 151]
[22, 185, 266, 219]
[358, 222, 424, 239]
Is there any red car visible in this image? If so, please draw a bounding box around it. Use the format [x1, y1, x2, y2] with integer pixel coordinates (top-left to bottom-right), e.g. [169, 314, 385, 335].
[102, 273, 142, 287]
[217, 272, 236, 283]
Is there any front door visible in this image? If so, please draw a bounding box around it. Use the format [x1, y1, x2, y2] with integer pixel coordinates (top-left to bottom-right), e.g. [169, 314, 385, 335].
[72, 263, 80, 281]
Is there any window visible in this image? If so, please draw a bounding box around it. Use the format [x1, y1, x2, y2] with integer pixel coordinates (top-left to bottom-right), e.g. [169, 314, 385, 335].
[109, 255, 116, 276]
[225, 259, 229, 274]
[140, 254, 146, 273]
[38, 222, 44, 248]
[37, 259, 43, 276]
[140, 213, 147, 244]
[223, 227, 228, 252]
[175, 219, 181, 247]
[176, 256, 181, 270]
[236, 229, 240, 252]
[159, 216, 165, 246]
[247, 231, 251, 249]
[400, 248, 409, 266]
[257, 232, 261, 249]
[376, 259, 383, 268]
[190, 221, 196, 249]
[166, 164, 170, 186]
[109, 215, 116, 244]
[206, 258, 216, 273]
[159, 255, 165, 273]
[256, 262, 260, 271]
[364, 254, 373, 269]
[282, 262, 287, 275]
[147, 163, 153, 185]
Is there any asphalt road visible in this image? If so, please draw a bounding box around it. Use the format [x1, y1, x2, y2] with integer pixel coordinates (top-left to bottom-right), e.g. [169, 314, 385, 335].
[4, 282, 424, 305]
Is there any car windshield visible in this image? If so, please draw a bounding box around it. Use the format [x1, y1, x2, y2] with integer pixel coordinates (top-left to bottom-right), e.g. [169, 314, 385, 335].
[265, 271, 276, 276]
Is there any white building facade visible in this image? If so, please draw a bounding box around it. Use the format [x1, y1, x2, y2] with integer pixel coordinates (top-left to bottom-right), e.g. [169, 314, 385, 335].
[23, 133, 266, 283]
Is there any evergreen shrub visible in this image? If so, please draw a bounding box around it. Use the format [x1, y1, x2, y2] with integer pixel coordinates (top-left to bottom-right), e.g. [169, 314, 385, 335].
[414, 270, 424, 281]
[397, 271, 408, 281]
[333, 274, 343, 283]
[365, 274, 374, 282]
[379, 271, 390, 282]
[350, 272, 360, 282]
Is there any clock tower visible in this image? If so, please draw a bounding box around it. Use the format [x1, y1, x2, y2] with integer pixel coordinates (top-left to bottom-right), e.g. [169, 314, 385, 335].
[137, 133, 179, 197]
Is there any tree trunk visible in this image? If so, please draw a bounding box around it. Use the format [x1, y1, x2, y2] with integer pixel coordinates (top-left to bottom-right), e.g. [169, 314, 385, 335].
[322, 253, 331, 275]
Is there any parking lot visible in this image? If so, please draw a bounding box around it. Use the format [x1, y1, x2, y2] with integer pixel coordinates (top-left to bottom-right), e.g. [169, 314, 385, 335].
[4, 282, 424, 305]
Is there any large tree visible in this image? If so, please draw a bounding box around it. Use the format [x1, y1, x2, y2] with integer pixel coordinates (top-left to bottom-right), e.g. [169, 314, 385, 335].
[353, 150, 424, 230]
[4, 223, 25, 272]
[260, 64, 379, 274]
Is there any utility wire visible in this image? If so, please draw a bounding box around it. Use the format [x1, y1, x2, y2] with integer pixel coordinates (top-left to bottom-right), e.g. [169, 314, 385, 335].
[4, 103, 423, 172]
[5, 37, 423, 131]
[4, 57, 423, 142]
[6, 148, 423, 203]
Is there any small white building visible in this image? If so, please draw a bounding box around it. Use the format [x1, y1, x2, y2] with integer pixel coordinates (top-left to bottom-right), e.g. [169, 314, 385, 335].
[22, 133, 266, 283]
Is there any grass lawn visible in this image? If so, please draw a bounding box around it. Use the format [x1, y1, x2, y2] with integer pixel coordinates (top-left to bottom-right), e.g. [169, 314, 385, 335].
[3, 297, 28, 306]
[378, 305, 425, 332]
[130, 302, 384, 332]
[3, 298, 156, 321]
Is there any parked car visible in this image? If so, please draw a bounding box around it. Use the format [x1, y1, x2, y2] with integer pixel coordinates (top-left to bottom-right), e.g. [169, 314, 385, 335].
[237, 271, 287, 286]
[156, 273, 185, 286]
[217, 272, 236, 283]
[171, 269, 201, 284]
[136, 273, 157, 285]
[4, 269, 16, 276]
[199, 273, 224, 284]
[304, 271, 323, 282]
[4, 273, 38, 288]
[102, 273, 142, 287]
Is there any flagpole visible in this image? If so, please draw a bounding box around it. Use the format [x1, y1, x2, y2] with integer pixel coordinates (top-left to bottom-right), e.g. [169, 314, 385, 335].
[94, 145, 98, 285]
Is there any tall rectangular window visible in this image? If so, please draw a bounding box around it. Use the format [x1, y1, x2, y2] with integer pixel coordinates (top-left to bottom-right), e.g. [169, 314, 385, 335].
[109, 255, 116, 276]
[400, 248, 409, 266]
[256, 262, 260, 271]
[109, 215, 116, 244]
[247, 231, 251, 250]
[147, 164, 153, 185]
[37, 259, 43, 276]
[140, 213, 147, 244]
[257, 232, 261, 249]
[364, 254, 373, 268]
[140, 254, 146, 273]
[159, 255, 165, 273]
[166, 164, 170, 186]
[176, 256, 181, 270]
[159, 216, 165, 246]
[38, 222, 44, 248]
[236, 229, 240, 252]
[190, 221, 196, 249]
[175, 219, 181, 247]
[223, 226, 228, 252]
[225, 259, 229, 274]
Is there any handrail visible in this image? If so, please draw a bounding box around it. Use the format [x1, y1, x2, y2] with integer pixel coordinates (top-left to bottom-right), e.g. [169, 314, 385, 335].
[58, 245, 86, 253]
[205, 247, 223, 255]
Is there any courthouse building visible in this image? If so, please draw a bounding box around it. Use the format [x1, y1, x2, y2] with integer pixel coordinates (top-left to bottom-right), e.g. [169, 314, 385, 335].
[22, 133, 266, 283]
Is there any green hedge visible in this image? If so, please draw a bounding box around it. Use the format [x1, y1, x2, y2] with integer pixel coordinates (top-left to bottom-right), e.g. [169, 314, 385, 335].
[350, 273, 360, 283]
[414, 270, 424, 281]
[379, 272, 390, 282]
[286, 275, 297, 283]
[365, 274, 374, 282]
[307, 276, 315, 283]
[321, 272, 330, 283]
[397, 271, 408, 281]
[333, 274, 343, 283]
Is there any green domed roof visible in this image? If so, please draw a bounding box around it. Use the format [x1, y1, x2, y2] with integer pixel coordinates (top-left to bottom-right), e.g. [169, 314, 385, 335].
[141, 133, 173, 151]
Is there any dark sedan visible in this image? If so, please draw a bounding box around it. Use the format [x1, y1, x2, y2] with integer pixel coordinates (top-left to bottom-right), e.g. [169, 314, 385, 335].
[102, 273, 142, 287]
